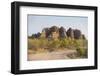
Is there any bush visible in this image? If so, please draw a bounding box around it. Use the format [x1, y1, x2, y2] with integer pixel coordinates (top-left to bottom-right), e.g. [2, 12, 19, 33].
[60, 38, 68, 48]
[48, 39, 60, 49]
[28, 39, 40, 51]
[76, 47, 87, 57]
[28, 38, 88, 55]
[38, 38, 48, 48]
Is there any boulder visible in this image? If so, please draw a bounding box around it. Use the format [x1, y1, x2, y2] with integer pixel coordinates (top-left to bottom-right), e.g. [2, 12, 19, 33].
[50, 26, 59, 32]
[42, 28, 50, 38]
[32, 32, 41, 38]
[74, 29, 81, 39]
[81, 34, 86, 39]
[48, 26, 59, 39]
[59, 26, 67, 38]
[66, 28, 74, 39]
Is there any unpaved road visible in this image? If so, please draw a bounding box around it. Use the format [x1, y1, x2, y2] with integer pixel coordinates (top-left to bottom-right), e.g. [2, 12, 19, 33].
[28, 50, 78, 61]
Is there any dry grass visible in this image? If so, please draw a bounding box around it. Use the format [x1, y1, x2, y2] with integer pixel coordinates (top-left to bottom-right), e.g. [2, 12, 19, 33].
[28, 38, 88, 58]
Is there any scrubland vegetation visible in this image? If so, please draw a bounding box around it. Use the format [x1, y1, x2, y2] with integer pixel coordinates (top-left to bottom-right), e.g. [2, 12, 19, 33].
[28, 37, 88, 58]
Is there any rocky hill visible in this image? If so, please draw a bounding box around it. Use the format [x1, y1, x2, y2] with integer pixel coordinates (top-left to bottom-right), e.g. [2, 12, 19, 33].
[30, 26, 86, 40]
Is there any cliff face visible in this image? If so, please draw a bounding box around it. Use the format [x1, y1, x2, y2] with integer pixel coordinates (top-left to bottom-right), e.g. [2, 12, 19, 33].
[31, 26, 86, 40]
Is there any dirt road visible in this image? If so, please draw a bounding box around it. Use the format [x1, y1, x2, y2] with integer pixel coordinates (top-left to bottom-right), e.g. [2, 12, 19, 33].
[28, 50, 78, 61]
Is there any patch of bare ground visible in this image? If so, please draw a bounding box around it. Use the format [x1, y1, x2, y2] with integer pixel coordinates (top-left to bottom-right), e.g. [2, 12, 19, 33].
[28, 49, 79, 61]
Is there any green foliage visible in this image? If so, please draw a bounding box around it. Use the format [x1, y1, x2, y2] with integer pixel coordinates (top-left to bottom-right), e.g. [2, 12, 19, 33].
[28, 39, 40, 50]
[38, 38, 48, 48]
[59, 38, 78, 49]
[48, 39, 61, 49]
[76, 47, 87, 57]
[28, 37, 88, 57]
[59, 38, 68, 48]
[28, 38, 48, 50]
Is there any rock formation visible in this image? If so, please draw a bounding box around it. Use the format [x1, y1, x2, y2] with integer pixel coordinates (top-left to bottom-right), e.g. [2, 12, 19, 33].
[59, 26, 67, 38]
[66, 28, 74, 39]
[74, 29, 81, 39]
[81, 34, 86, 39]
[30, 25, 86, 40]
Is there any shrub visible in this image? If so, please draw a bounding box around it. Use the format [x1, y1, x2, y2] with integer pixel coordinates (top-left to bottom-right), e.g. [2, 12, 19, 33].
[38, 38, 48, 48]
[48, 39, 60, 49]
[76, 47, 87, 57]
[28, 37, 88, 55]
[60, 38, 68, 48]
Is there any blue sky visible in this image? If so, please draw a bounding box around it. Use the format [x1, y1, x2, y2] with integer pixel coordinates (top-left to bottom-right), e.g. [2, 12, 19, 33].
[28, 15, 88, 38]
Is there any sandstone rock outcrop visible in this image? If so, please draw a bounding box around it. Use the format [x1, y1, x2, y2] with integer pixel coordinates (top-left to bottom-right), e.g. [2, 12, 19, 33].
[59, 27, 67, 38]
[66, 28, 74, 39]
[31, 25, 86, 40]
[74, 29, 81, 39]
